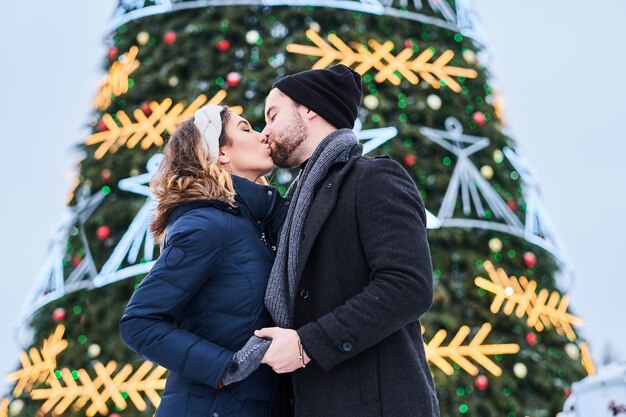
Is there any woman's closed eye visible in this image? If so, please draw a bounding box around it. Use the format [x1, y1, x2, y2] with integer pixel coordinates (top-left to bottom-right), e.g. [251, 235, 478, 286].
[237, 120, 253, 132]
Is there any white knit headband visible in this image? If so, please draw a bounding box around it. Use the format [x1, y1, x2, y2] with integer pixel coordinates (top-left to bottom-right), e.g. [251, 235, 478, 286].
[193, 104, 223, 162]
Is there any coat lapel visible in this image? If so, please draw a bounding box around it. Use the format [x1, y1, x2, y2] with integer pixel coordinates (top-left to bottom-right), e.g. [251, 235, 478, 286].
[296, 155, 360, 280]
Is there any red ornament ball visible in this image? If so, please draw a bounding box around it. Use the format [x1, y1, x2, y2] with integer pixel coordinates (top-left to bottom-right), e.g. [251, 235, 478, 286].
[472, 111, 486, 126]
[141, 101, 152, 116]
[52, 308, 66, 322]
[72, 256, 82, 268]
[96, 225, 111, 241]
[404, 39, 413, 49]
[523, 251, 537, 268]
[474, 374, 489, 391]
[163, 31, 177, 45]
[216, 39, 231, 52]
[564, 387, 571, 398]
[97, 120, 108, 132]
[507, 199, 517, 211]
[101, 169, 112, 183]
[404, 154, 417, 167]
[107, 46, 119, 61]
[525, 331, 537, 346]
[226, 72, 242, 87]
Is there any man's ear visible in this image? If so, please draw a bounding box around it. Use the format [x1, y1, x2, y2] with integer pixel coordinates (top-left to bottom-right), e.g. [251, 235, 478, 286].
[303, 107, 318, 121]
[217, 147, 230, 165]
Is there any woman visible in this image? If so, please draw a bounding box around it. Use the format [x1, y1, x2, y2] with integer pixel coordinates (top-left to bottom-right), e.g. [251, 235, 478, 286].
[119, 104, 288, 416]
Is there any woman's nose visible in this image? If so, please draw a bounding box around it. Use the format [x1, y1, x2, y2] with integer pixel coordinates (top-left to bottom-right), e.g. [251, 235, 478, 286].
[257, 131, 267, 143]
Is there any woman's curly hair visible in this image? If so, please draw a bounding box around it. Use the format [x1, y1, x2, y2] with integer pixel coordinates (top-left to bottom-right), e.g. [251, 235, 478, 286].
[150, 108, 237, 242]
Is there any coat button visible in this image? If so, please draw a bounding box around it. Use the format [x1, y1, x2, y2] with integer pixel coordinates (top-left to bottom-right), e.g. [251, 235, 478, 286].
[272, 246, 277, 251]
[284, 200, 290, 206]
[342, 342, 353, 352]
[299, 289, 309, 299]
[213, 413, 219, 417]
[267, 190, 273, 196]
[326, 183, 333, 188]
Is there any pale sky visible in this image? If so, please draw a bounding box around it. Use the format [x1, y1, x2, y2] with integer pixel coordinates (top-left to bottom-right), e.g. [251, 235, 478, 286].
[1, 0, 624, 389]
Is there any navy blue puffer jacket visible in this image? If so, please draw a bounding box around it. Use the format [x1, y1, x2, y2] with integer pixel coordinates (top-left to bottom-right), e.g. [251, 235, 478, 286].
[120, 175, 287, 417]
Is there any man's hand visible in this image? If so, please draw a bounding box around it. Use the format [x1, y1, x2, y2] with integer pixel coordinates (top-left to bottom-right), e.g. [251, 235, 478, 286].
[255, 327, 311, 373]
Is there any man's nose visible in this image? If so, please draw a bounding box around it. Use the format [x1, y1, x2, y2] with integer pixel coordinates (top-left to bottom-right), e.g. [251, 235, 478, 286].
[257, 131, 268, 143]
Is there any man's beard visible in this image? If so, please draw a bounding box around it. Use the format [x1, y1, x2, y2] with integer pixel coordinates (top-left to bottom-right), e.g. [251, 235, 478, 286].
[271, 113, 307, 168]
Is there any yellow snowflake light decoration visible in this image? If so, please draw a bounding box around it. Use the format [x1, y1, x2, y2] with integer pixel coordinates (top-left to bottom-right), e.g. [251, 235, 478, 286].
[580, 341, 596, 376]
[491, 87, 506, 124]
[6, 325, 167, 416]
[30, 360, 167, 416]
[0, 398, 8, 417]
[6, 325, 68, 397]
[86, 91, 243, 160]
[94, 46, 140, 111]
[424, 323, 520, 376]
[474, 261, 583, 341]
[65, 171, 80, 205]
[287, 29, 478, 91]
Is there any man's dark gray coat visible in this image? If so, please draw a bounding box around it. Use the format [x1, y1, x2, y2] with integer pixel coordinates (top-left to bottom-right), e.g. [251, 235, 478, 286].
[292, 146, 440, 417]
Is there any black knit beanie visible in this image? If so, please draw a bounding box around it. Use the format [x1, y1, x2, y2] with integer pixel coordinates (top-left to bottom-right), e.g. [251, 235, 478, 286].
[273, 64, 363, 129]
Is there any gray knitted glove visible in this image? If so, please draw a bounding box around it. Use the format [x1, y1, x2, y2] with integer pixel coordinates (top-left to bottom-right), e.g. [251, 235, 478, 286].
[222, 336, 272, 386]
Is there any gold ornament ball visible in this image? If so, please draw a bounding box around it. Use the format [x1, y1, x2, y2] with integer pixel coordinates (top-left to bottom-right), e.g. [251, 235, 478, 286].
[426, 94, 442, 110]
[513, 362, 527, 378]
[463, 49, 476, 64]
[137, 31, 150, 45]
[88, 343, 101, 358]
[565, 343, 580, 360]
[480, 165, 494, 179]
[169, 76, 179, 87]
[488, 238, 503, 253]
[363, 95, 379, 110]
[9, 399, 24, 416]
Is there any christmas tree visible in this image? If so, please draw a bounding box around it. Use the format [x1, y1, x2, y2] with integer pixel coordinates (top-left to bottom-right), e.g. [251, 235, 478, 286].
[2, 1, 591, 416]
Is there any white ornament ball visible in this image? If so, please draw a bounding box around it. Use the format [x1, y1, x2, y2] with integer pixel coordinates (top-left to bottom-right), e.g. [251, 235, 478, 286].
[363, 95, 379, 110]
[463, 49, 476, 64]
[565, 343, 580, 360]
[513, 362, 527, 379]
[426, 94, 442, 110]
[88, 344, 101, 358]
[277, 170, 294, 185]
[488, 238, 503, 253]
[137, 31, 150, 45]
[480, 165, 494, 179]
[309, 22, 321, 32]
[9, 399, 24, 415]
[245, 30, 260, 44]
[169, 76, 179, 87]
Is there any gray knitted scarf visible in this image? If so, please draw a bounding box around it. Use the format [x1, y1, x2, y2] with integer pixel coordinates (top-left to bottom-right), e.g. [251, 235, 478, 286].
[265, 129, 359, 328]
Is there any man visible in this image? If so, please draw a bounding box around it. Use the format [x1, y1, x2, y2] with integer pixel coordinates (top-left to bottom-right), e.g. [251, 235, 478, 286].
[255, 64, 440, 417]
